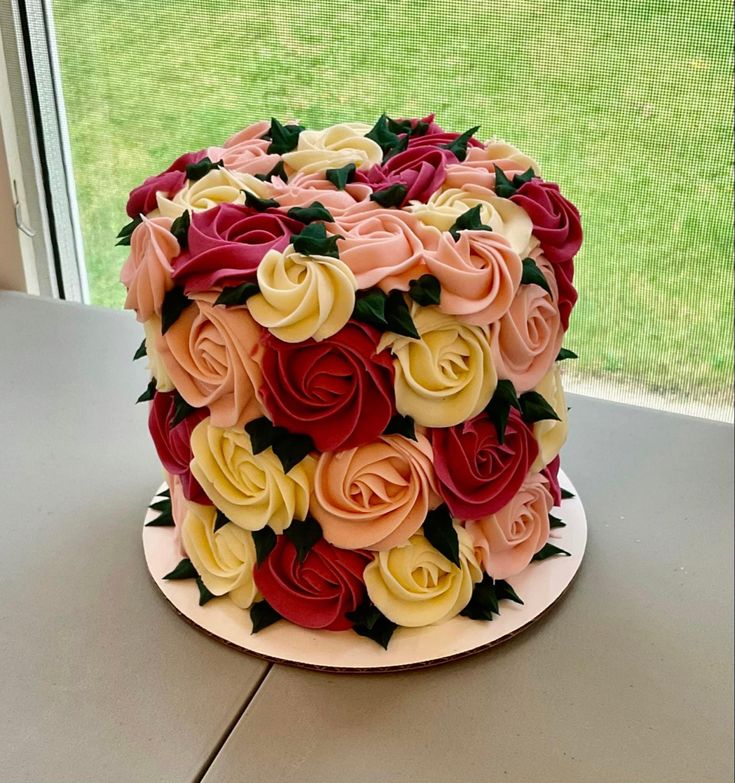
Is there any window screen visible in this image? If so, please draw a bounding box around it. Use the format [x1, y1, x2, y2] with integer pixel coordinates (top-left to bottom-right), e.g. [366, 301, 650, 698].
[51, 0, 734, 417]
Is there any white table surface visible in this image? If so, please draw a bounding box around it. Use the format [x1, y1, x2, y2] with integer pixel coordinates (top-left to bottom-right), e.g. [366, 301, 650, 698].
[1, 291, 732, 783]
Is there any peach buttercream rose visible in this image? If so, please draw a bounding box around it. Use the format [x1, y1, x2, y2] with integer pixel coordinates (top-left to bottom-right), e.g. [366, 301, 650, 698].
[282, 122, 383, 174]
[180, 498, 259, 608]
[378, 303, 497, 428]
[310, 433, 441, 551]
[424, 229, 523, 325]
[466, 471, 552, 580]
[189, 419, 314, 533]
[268, 172, 372, 216]
[444, 141, 540, 190]
[120, 216, 179, 322]
[364, 526, 482, 627]
[210, 120, 281, 176]
[531, 365, 569, 470]
[333, 203, 439, 291]
[489, 253, 563, 393]
[156, 167, 272, 219]
[142, 316, 174, 391]
[156, 292, 264, 428]
[407, 184, 532, 256]
[247, 245, 357, 342]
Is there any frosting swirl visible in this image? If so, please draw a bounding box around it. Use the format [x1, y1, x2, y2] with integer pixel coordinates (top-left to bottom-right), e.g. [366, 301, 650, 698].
[268, 173, 372, 216]
[189, 418, 314, 533]
[364, 526, 482, 627]
[378, 303, 497, 428]
[247, 245, 357, 342]
[282, 123, 383, 175]
[142, 316, 174, 391]
[310, 433, 441, 551]
[531, 365, 569, 470]
[180, 499, 259, 608]
[424, 229, 522, 325]
[444, 141, 540, 190]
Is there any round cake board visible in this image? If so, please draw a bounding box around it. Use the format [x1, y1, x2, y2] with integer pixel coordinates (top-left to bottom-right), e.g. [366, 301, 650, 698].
[143, 470, 587, 673]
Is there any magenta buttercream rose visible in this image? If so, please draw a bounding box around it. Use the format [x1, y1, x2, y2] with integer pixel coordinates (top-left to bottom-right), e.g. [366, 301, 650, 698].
[126, 150, 209, 218]
[257, 321, 396, 452]
[354, 145, 455, 206]
[541, 454, 562, 507]
[171, 203, 304, 293]
[430, 408, 539, 519]
[148, 391, 210, 505]
[510, 179, 581, 329]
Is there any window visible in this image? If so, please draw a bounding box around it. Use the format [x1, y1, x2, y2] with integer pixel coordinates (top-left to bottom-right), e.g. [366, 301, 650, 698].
[7, 0, 735, 419]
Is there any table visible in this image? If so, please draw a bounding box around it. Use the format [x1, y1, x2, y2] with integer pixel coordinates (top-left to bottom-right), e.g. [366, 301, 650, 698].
[1, 291, 732, 783]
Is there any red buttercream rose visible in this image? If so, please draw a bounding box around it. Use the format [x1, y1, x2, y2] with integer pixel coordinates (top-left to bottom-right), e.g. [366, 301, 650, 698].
[510, 179, 582, 329]
[126, 150, 209, 218]
[148, 391, 211, 505]
[355, 145, 455, 205]
[254, 537, 372, 630]
[171, 203, 304, 293]
[257, 321, 396, 452]
[542, 454, 562, 507]
[430, 408, 539, 519]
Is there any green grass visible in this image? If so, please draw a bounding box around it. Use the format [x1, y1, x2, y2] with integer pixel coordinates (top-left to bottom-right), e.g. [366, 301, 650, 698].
[52, 0, 733, 408]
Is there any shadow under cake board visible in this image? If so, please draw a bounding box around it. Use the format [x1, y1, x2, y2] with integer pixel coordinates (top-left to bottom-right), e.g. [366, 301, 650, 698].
[142, 470, 587, 673]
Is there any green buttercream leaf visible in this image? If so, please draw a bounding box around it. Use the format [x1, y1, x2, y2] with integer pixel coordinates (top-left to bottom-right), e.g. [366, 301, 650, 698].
[519, 391, 561, 425]
[460, 574, 498, 621]
[383, 413, 417, 441]
[347, 599, 397, 649]
[255, 160, 287, 183]
[442, 125, 480, 162]
[163, 558, 198, 580]
[286, 201, 334, 224]
[136, 378, 156, 404]
[144, 509, 175, 527]
[252, 527, 277, 565]
[244, 417, 276, 454]
[214, 282, 260, 307]
[133, 339, 147, 361]
[557, 347, 579, 361]
[271, 430, 315, 474]
[264, 118, 304, 154]
[484, 379, 521, 444]
[196, 576, 217, 605]
[283, 517, 323, 563]
[214, 510, 230, 532]
[448, 204, 492, 240]
[422, 505, 460, 567]
[116, 215, 142, 246]
[170, 210, 191, 249]
[521, 257, 552, 296]
[408, 274, 441, 306]
[549, 514, 566, 529]
[160, 285, 194, 334]
[250, 599, 282, 633]
[385, 291, 419, 339]
[352, 288, 388, 330]
[532, 542, 571, 561]
[291, 222, 341, 258]
[365, 113, 408, 160]
[494, 579, 524, 605]
[170, 392, 199, 428]
[561, 488, 576, 500]
[369, 183, 407, 208]
[185, 156, 223, 182]
[243, 190, 280, 211]
[325, 163, 356, 190]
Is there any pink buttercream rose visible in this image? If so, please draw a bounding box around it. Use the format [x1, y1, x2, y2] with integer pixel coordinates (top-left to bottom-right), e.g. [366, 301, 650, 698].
[310, 434, 441, 551]
[466, 471, 552, 579]
[510, 179, 581, 330]
[171, 203, 304, 293]
[424, 229, 522, 325]
[126, 150, 208, 218]
[156, 292, 265, 428]
[354, 145, 455, 206]
[444, 143, 539, 190]
[333, 203, 439, 291]
[269, 172, 372, 216]
[489, 252, 563, 393]
[119, 216, 179, 322]
[205, 120, 281, 176]
[430, 408, 539, 520]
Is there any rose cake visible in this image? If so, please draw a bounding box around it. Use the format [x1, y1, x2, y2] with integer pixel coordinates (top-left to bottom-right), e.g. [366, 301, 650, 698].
[121, 114, 583, 648]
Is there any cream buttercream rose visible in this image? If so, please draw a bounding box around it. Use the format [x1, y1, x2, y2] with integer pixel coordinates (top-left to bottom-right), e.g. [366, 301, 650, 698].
[378, 303, 497, 428]
[247, 245, 357, 342]
[407, 184, 532, 256]
[310, 433, 441, 551]
[142, 316, 174, 392]
[364, 526, 482, 627]
[189, 418, 314, 533]
[531, 365, 569, 470]
[282, 122, 383, 174]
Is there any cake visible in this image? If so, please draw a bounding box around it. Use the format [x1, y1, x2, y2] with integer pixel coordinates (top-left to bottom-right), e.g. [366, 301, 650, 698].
[120, 114, 583, 648]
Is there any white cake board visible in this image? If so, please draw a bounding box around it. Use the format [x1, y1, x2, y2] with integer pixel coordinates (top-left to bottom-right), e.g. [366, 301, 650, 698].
[142, 470, 587, 673]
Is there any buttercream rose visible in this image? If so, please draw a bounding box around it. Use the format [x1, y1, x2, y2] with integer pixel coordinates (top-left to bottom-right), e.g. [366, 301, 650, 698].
[354, 145, 455, 206]
[214, 120, 281, 176]
[511, 180, 581, 330]
[156, 167, 272, 220]
[120, 216, 179, 321]
[126, 150, 207, 218]
[142, 316, 174, 391]
[156, 292, 264, 428]
[311, 434, 441, 551]
[148, 390, 210, 504]
[430, 408, 539, 519]
[257, 321, 396, 452]
[542, 454, 562, 507]
[282, 123, 383, 175]
[189, 418, 314, 533]
[407, 184, 532, 256]
[169, 474, 188, 558]
[363, 526, 482, 627]
[268, 173, 372, 217]
[424, 229, 522, 325]
[180, 500, 259, 608]
[171, 203, 304, 294]
[531, 365, 569, 470]
[378, 303, 497, 428]
[466, 471, 552, 579]
[406, 128, 484, 153]
[247, 245, 357, 342]
[254, 537, 372, 630]
[333, 203, 439, 291]
[489, 253, 563, 393]
[444, 142, 540, 190]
